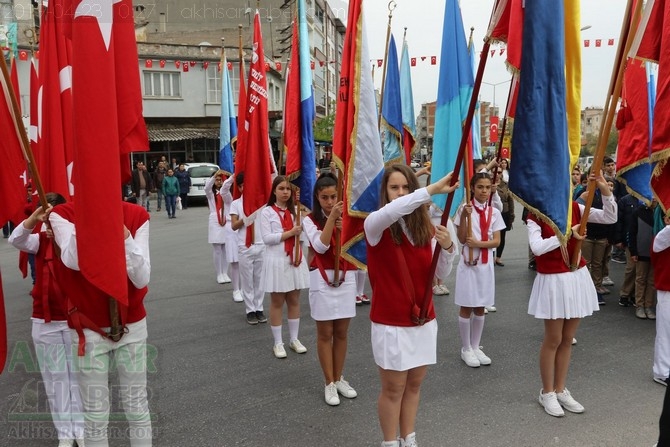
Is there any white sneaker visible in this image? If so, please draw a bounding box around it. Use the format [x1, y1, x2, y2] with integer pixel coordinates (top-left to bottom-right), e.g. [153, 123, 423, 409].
[556, 388, 584, 413]
[400, 432, 417, 447]
[289, 339, 307, 354]
[273, 343, 287, 359]
[381, 441, 400, 447]
[324, 382, 340, 406]
[473, 348, 491, 365]
[485, 305, 497, 312]
[232, 290, 243, 302]
[432, 284, 446, 296]
[439, 285, 450, 295]
[335, 377, 357, 398]
[216, 273, 232, 284]
[539, 390, 565, 417]
[602, 276, 614, 286]
[460, 348, 480, 368]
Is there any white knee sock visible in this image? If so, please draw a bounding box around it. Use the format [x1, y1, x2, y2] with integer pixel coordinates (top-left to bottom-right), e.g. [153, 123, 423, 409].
[230, 262, 240, 290]
[288, 318, 300, 342]
[470, 315, 485, 350]
[356, 270, 366, 296]
[458, 316, 472, 351]
[212, 244, 224, 276]
[271, 325, 283, 346]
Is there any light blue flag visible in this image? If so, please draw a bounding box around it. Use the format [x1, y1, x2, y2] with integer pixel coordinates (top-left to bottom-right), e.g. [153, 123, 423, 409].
[381, 34, 404, 165]
[297, 0, 316, 209]
[431, 0, 474, 215]
[399, 36, 416, 164]
[219, 52, 236, 174]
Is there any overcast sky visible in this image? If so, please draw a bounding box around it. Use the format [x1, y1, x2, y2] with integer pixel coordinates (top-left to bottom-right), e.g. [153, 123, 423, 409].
[333, 0, 628, 116]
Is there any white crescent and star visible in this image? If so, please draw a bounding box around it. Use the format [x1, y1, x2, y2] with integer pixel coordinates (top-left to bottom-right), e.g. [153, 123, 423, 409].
[75, 0, 122, 51]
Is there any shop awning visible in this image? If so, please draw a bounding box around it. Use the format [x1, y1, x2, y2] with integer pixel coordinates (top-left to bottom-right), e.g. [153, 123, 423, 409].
[147, 126, 220, 142]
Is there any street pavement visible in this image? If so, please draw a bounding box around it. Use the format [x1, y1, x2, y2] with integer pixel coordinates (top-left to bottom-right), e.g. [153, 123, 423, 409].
[0, 200, 663, 446]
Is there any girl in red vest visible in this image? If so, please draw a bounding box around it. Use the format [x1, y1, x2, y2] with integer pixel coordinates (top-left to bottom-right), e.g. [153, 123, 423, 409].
[365, 165, 457, 447]
[8, 193, 85, 446]
[527, 172, 617, 417]
[260, 176, 310, 359]
[303, 173, 358, 406]
[453, 172, 505, 368]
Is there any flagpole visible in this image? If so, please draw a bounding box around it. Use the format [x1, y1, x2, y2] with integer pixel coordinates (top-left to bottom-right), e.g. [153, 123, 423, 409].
[571, 0, 640, 268]
[489, 73, 516, 197]
[419, 0, 501, 323]
[0, 52, 49, 211]
[294, 192, 302, 267]
[377, 0, 397, 131]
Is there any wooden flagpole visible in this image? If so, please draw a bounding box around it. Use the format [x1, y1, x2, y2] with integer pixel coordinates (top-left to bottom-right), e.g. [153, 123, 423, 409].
[571, 0, 640, 267]
[332, 167, 343, 286]
[377, 0, 397, 131]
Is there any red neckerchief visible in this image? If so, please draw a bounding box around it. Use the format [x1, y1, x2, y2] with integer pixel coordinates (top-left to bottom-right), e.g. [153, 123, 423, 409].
[215, 192, 226, 226]
[272, 204, 302, 265]
[472, 199, 493, 264]
[245, 222, 254, 247]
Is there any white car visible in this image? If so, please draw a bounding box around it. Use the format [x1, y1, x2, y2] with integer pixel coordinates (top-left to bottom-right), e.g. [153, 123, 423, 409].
[184, 162, 220, 198]
[410, 160, 421, 168]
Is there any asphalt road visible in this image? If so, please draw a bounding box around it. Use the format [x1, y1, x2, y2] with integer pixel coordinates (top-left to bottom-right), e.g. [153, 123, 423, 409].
[0, 200, 663, 447]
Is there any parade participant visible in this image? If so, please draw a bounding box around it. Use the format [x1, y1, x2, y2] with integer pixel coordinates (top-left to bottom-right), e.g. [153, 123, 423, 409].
[230, 173, 267, 325]
[453, 172, 505, 367]
[205, 170, 235, 288]
[8, 193, 85, 447]
[528, 172, 616, 417]
[49, 200, 153, 445]
[260, 176, 309, 358]
[303, 173, 358, 406]
[364, 165, 457, 447]
[652, 209, 670, 386]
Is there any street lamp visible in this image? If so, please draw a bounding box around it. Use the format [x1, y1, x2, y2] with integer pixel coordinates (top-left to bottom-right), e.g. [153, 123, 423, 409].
[482, 79, 512, 116]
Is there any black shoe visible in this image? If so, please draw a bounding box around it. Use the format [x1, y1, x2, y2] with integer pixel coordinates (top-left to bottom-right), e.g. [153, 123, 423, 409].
[598, 294, 606, 305]
[619, 296, 632, 307]
[246, 312, 259, 325]
[255, 311, 267, 323]
[528, 261, 536, 271]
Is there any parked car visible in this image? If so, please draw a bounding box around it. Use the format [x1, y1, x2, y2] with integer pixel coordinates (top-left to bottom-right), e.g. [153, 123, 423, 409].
[410, 159, 421, 168]
[184, 162, 220, 198]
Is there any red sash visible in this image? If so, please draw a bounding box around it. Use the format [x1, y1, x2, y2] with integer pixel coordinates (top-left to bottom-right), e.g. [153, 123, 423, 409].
[272, 205, 302, 265]
[215, 192, 226, 226]
[472, 200, 493, 264]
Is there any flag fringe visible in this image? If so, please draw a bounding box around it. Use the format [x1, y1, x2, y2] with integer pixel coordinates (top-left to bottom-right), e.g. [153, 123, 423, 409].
[650, 146, 670, 166]
[340, 233, 368, 270]
[510, 191, 570, 245]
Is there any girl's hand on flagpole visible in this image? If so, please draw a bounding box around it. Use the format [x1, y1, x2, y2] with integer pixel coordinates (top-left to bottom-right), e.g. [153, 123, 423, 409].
[25, 204, 53, 230]
[426, 171, 459, 196]
[435, 224, 453, 252]
[571, 224, 585, 240]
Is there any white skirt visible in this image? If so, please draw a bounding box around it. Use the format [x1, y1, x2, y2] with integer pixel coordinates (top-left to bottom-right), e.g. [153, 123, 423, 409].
[309, 270, 357, 321]
[207, 213, 227, 244]
[528, 266, 600, 319]
[261, 254, 309, 293]
[224, 226, 239, 262]
[371, 320, 438, 371]
[454, 257, 495, 307]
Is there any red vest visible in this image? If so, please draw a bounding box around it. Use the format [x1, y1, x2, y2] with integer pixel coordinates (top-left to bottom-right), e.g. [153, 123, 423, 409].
[53, 202, 149, 328]
[31, 230, 68, 321]
[306, 214, 354, 272]
[530, 202, 587, 274]
[651, 240, 670, 291]
[367, 229, 435, 326]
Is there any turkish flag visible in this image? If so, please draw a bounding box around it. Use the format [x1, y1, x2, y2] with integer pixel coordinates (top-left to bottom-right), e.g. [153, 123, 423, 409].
[310, 61, 315, 69]
[145, 59, 152, 68]
[0, 58, 28, 228]
[241, 11, 273, 219]
[584, 39, 590, 47]
[431, 55, 437, 65]
[608, 38, 614, 46]
[275, 61, 282, 71]
[39, 0, 74, 200]
[377, 59, 383, 67]
[159, 59, 166, 68]
[489, 115, 500, 143]
[595, 39, 602, 47]
[410, 57, 416, 66]
[19, 50, 28, 61]
[65, 0, 149, 305]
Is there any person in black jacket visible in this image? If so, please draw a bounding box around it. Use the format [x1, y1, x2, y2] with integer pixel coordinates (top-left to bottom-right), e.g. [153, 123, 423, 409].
[131, 161, 154, 211]
[614, 194, 639, 306]
[630, 200, 658, 319]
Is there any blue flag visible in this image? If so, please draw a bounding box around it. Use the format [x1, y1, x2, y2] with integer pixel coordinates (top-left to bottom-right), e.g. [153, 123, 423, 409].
[400, 37, 417, 165]
[219, 52, 236, 174]
[381, 34, 404, 165]
[431, 0, 474, 215]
